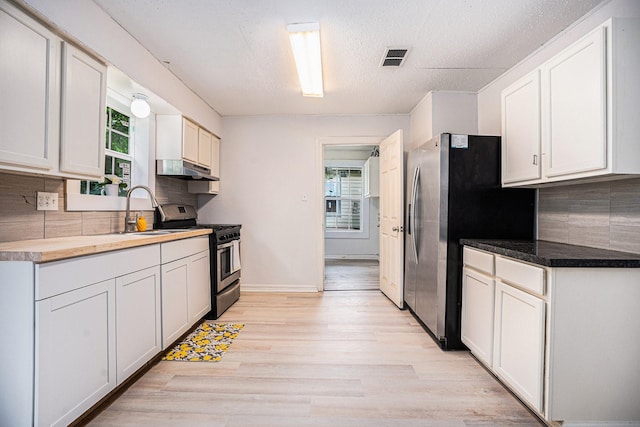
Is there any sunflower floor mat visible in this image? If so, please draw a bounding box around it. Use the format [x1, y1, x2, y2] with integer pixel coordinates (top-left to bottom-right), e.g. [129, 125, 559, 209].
[162, 322, 244, 362]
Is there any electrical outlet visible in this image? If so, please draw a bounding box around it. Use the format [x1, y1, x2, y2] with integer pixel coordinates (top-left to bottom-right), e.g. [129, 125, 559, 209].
[36, 192, 58, 211]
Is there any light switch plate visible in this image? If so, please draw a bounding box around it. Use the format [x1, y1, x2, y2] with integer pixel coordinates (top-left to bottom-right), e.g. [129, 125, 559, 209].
[36, 192, 58, 211]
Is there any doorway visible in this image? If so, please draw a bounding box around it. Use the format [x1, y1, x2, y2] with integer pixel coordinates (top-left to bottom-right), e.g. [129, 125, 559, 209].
[322, 142, 380, 291]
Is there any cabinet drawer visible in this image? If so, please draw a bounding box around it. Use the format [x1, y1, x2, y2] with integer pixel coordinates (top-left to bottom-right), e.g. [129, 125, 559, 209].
[161, 236, 209, 264]
[495, 256, 545, 296]
[37, 245, 160, 300]
[463, 247, 494, 275]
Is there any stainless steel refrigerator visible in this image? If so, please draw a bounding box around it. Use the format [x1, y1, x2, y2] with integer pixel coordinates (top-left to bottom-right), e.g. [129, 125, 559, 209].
[404, 133, 535, 350]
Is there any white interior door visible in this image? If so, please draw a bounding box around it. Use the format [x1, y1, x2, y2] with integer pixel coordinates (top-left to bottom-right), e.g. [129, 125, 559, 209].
[379, 130, 404, 308]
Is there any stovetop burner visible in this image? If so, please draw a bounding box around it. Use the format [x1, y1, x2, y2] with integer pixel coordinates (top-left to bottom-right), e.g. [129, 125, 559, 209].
[154, 204, 241, 237]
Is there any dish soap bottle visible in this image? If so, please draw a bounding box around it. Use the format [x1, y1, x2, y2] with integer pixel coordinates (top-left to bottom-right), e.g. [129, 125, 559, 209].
[136, 212, 147, 232]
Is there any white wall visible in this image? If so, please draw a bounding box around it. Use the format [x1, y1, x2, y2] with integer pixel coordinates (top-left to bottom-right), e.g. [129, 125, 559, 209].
[409, 91, 478, 149]
[477, 0, 640, 135]
[197, 114, 409, 291]
[19, 0, 222, 135]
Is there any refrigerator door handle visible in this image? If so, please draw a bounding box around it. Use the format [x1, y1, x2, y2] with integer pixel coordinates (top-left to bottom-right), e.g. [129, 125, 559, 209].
[411, 166, 420, 263]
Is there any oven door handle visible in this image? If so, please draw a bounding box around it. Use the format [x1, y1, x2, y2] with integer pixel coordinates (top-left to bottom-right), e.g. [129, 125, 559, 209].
[217, 240, 239, 250]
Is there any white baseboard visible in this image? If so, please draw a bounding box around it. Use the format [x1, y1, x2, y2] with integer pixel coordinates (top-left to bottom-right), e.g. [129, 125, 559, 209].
[324, 254, 379, 260]
[240, 283, 319, 293]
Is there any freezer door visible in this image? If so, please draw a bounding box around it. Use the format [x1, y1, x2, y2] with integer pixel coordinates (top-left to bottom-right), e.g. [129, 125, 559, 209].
[413, 135, 446, 337]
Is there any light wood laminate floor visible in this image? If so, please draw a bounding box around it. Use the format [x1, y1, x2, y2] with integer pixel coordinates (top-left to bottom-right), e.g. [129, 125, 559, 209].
[88, 291, 543, 426]
[324, 259, 380, 291]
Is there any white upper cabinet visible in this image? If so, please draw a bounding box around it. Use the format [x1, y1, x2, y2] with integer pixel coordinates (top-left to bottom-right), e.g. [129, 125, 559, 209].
[210, 134, 220, 178]
[59, 43, 107, 179]
[157, 116, 215, 170]
[502, 18, 640, 187]
[188, 133, 221, 194]
[197, 127, 212, 169]
[542, 25, 606, 179]
[364, 156, 380, 198]
[0, 1, 59, 172]
[501, 70, 541, 185]
[182, 117, 199, 164]
[0, 1, 107, 180]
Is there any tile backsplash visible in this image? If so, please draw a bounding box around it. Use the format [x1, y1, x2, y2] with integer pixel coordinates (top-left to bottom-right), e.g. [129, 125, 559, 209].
[538, 178, 640, 254]
[3, 170, 640, 254]
[0, 172, 196, 243]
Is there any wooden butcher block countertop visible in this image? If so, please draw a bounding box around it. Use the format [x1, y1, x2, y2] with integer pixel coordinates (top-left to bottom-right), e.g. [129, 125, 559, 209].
[0, 228, 211, 263]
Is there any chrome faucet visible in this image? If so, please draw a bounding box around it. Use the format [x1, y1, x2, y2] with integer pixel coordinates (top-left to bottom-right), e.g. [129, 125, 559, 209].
[124, 185, 159, 232]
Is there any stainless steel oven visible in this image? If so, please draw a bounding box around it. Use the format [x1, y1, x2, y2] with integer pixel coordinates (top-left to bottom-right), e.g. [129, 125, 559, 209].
[203, 224, 241, 319]
[213, 225, 241, 291]
[218, 239, 241, 291]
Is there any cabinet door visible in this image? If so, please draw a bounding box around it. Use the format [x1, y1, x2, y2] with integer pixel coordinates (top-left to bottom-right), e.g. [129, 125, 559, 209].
[182, 118, 199, 164]
[501, 70, 541, 184]
[0, 2, 59, 171]
[542, 26, 606, 178]
[161, 258, 190, 349]
[115, 266, 161, 384]
[198, 128, 212, 168]
[188, 250, 211, 322]
[36, 279, 116, 427]
[210, 135, 220, 178]
[493, 281, 545, 413]
[461, 267, 495, 366]
[364, 157, 379, 197]
[59, 43, 107, 179]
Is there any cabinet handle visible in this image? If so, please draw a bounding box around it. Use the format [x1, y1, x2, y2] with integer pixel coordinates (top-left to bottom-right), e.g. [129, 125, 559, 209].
[533, 154, 538, 166]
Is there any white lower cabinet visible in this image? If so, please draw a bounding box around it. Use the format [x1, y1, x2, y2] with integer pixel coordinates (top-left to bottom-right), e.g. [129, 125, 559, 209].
[115, 266, 161, 384]
[493, 281, 545, 413]
[463, 247, 546, 415]
[35, 279, 116, 427]
[161, 236, 211, 349]
[0, 236, 211, 426]
[188, 250, 213, 322]
[461, 267, 495, 366]
[462, 245, 640, 425]
[161, 259, 190, 347]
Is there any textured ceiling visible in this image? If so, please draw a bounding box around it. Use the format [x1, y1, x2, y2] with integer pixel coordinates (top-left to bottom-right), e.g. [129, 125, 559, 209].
[92, 0, 603, 116]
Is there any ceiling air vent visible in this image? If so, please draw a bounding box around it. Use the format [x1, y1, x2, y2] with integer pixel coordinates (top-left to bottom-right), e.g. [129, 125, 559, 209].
[381, 47, 409, 67]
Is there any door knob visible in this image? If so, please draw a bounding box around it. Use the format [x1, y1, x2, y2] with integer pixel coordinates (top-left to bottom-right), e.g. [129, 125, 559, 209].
[392, 226, 404, 232]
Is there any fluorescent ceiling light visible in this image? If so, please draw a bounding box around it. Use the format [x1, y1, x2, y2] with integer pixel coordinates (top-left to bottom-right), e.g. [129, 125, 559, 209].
[287, 22, 323, 98]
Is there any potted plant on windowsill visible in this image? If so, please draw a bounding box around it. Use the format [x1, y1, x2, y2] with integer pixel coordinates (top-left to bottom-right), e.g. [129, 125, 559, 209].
[99, 175, 128, 196]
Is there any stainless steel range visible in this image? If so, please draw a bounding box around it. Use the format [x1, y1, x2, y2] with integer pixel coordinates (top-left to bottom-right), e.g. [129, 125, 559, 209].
[154, 204, 241, 319]
[201, 223, 241, 319]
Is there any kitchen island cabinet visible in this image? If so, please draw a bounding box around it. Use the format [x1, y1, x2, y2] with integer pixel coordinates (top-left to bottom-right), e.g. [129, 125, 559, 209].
[461, 240, 640, 425]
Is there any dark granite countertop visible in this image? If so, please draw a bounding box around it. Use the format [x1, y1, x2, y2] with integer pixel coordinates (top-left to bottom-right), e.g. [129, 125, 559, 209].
[460, 239, 640, 268]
